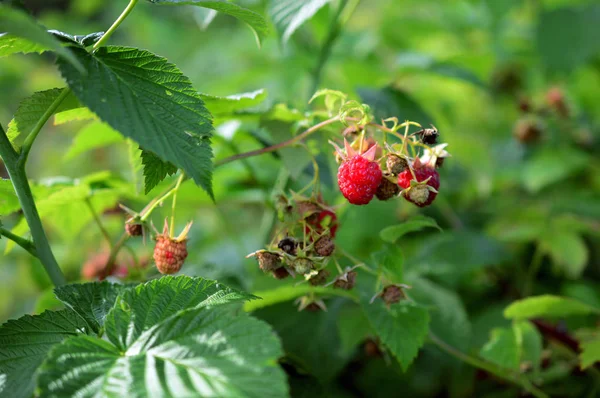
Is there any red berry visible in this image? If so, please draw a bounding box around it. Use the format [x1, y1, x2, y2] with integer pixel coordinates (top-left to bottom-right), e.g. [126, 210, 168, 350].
[153, 235, 188, 274]
[306, 209, 338, 238]
[337, 155, 382, 205]
[397, 167, 440, 207]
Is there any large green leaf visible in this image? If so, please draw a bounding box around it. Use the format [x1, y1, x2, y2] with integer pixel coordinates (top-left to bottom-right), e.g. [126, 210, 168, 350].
[268, 0, 331, 44]
[408, 277, 471, 351]
[57, 46, 214, 197]
[0, 5, 84, 72]
[104, 275, 257, 350]
[7, 88, 80, 149]
[54, 282, 133, 334]
[504, 295, 600, 320]
[38, 307, 288, 398]
[379, 216, 441, 243]
[537, 4, 600, 72]
[0, 309, 89, 398]
[359, 283, 430, 371]
[479, 327, 520, 370]
[148, 1, 269, 46]
[201, 89, 267, 116]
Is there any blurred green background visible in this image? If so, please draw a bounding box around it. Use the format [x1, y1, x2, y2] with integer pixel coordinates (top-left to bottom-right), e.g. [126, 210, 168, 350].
[1, 0, 599, 396]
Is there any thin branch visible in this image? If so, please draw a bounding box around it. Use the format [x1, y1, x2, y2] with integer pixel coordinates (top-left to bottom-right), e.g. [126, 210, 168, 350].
[0, 227, 37, 257]
[85, 197, 113, 248]
[92, 0, 139, 51]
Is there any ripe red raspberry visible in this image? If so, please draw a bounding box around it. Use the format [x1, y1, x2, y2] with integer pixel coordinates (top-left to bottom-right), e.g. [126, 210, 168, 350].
[153, 220, 192, 274]
[338, 155, 382, 205]
[397, 167, 440, 207]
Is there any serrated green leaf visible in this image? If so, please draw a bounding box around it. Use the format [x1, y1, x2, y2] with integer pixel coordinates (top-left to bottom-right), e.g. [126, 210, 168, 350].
[57, 46, 214, 198]
[372, 245, 404, 283]
[409, 277, 471, 351]
[104, 275, 258, 351]
[379, 216, 442, 243]
[7, 88, 80, 149]
[504, 295, 600, 320]
[200, 89, 267, 116]
[0, 5, 84, 72]
[64, 121, 124, 160]
[269, 0, 331, 44]
[580, 337, 600, 369]
[148, 1, 269, 46]
[0, 309, 89, 398]
[39, 308, 288, 398]
[0, 34, 45, 56]
[480, 327, 520, 370]
[244, 285, 356, 312]
[359, 282, 429, 371]
[337, 308, 373, 356]
[54, 282, 133, 334]
[140, 149, 178, 194]
[539, 231, 588, 279]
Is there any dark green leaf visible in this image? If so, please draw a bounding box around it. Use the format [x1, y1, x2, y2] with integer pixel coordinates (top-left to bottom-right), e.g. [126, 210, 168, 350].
[148, 0, 269, 46]
[268, 0, 331, 44]
[358, 86, 434, 126]
[537, 4, 600, 72]
[379, 216, 442, 243]
[57, 46, 215, 198]
[104, 275, 257, 350]
[54, 281, 133, 334]
[7, 88, 80, 149]
[359, 279, 430, 371]
[39, 308, 288, 398]
[0, 5, 84, 72]
[140, 149, 178, 194]
[372, 245, 404, 283]
[0, 309, 89, 398]
[504, 295, 600, 320]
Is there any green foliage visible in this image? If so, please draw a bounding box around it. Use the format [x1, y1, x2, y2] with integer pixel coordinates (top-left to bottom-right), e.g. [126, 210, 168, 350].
[140, 149, 178, 194]
[57, 46, 214, 196]
[579, 337, 600, 370]
[504, 295, 600, 320]
[268, 0, 331, 44]
[148, 0, 269, 46]
[64, 121, 124, 160]
[0, 309, 90, 398]
[0, 5, 84, 72]
[480, 326, 520, 370]
[7, 88, 80, 149]
[379, 216, 441, 243]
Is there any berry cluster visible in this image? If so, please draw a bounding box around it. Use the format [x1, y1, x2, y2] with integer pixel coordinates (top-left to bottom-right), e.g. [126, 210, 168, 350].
[334, 124, 449, 208]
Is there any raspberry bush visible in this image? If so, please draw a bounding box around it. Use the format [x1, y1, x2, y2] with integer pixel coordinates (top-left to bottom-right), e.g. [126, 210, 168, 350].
[1, 1, 599, 398]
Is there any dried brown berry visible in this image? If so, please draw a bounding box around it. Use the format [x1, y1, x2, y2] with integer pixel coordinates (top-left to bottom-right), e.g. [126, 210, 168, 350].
[292, 257, 314, 275]
[380, 285, 406, 305]
[309, 269, 330, 286]
[314, 235, 335, 256]
[255, 251, 282, 272]
[125, 220, 143, 237]
[375, 175, 400, 201]
[154, 236, 188, 275]
[386, 154, 408, 175]
[334, 270, 357, 290]
[514, 118, 542, 144]
[364, 338, 383, 358]
[277, 237, 297, 255]
[271, 267, 289, 279]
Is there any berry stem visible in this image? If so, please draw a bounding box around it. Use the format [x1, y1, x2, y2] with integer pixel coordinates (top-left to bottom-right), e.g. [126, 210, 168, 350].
[85, 197, 113, 248]
[92, 0, 139, 51]
[215, 116, 340, 166]
[169, 173, 185, 237]
[428, 332, 548, 398]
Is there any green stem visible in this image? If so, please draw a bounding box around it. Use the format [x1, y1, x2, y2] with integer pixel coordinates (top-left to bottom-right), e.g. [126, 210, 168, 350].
[92, 0, 139, 51]
[85, 197, 113, 247]
[169, 173, 185, 237]
[0, 125, 66, 286]
[215, 117, 340, 167]
[19, 87, 71, 166]
[523, 243, 544, 296]
[429, 332, 548, 398]
[0, 227, 37, 257]
[310, 0, 350, 95]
